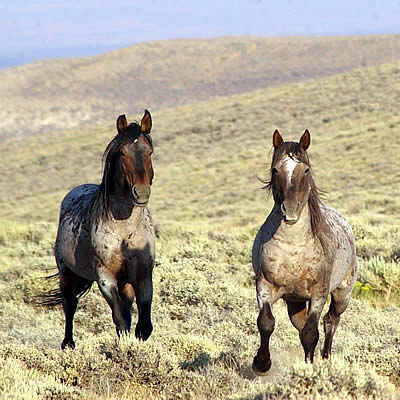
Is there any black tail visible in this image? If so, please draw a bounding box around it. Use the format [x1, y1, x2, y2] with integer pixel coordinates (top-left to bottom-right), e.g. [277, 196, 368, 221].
[35, 270, 92, 307]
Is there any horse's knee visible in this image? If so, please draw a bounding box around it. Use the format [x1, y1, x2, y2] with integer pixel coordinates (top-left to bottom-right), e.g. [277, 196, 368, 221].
[257, 305, 275, 335]
[301, 324, 319, 346]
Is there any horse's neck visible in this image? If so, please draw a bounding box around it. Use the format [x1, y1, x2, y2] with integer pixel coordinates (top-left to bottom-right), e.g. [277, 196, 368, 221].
[94, 189, 144, 223]
[111, 195, 145, 221]
[271, 202, 313, 243]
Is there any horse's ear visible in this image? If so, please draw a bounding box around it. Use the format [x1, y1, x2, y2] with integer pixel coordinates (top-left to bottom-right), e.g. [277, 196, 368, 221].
[141, 110, 152, 134]
[299, 129, 311, 151]
[117, 115, 128, 134]
[273, 129, 283, 149]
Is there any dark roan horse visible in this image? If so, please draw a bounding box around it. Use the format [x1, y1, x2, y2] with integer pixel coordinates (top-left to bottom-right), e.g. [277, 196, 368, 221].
[251, 129, 357, 375]
[44, 111, 155, 349]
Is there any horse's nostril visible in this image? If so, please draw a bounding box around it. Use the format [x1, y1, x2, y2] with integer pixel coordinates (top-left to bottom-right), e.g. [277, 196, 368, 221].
[133, 186, 139, 198]
[281, 203, 286, 213]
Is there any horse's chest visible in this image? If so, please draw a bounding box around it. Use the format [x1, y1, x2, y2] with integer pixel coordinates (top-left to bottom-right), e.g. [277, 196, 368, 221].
[261, 238, 324, 297]
[92, 219, 155, 275]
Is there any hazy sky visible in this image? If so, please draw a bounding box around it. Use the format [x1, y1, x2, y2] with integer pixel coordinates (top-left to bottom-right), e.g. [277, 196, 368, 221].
[1, 0, 399, 68]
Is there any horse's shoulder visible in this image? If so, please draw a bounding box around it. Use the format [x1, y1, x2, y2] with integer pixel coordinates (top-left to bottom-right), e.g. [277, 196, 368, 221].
[252, 212, 279, 272]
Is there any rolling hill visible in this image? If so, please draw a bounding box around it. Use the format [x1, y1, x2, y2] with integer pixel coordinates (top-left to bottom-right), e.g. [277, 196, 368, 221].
[1, 34, 400, 142]
[0, 41, 399, 399]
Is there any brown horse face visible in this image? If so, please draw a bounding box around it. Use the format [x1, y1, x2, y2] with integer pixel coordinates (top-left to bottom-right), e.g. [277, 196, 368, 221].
[271, 130, 311, 225]
[118, 111, 154, 207]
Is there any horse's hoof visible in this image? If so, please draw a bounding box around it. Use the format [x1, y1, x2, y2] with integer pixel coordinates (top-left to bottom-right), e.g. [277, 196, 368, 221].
[135, 321, 153, 341]
[61, 339, 75, 350]
[252, 356, 272, 376]
[322, 351, 330, 360]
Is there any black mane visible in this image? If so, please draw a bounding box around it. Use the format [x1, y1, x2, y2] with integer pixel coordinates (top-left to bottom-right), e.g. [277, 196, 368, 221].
[91, 122, 146, 218]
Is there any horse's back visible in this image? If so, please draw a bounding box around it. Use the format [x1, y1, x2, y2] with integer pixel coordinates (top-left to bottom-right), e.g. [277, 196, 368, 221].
[55, 184, 99, 279]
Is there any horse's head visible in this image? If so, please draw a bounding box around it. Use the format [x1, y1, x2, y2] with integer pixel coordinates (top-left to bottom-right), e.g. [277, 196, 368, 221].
[269, 129, 313, 225]
[114, 110, 154, 207]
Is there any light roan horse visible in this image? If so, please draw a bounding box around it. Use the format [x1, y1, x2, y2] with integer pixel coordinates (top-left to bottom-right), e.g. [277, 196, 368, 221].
[44, 110, 155, 349]
[251, 129, 357, 375]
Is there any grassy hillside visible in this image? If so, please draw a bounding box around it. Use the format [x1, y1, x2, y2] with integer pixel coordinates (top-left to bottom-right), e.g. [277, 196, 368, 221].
[1, 34, 400, 142]
[0, 60, 399, 399]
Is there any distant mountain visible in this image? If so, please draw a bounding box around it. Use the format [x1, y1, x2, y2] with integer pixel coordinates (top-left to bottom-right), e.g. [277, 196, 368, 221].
[1, 35, 400, 142]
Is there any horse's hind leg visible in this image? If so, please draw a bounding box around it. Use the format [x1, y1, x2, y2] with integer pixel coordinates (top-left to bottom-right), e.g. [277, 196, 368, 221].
[322, 287, 352, 359]
[300, 294, 326, 363]
[135, 276, 153, 341]
[287, 301, 307, 332]
[59, 266, 92, 350]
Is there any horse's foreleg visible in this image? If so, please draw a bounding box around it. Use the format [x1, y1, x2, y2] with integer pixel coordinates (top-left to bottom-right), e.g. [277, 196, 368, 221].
[322, 287, 352, 359]
[300, 294, 326, 363]
[134, 277, 153, 341]
[252, 278, 277, 376]
[253, 302, 275, 375]
[98, 273, 132, 336]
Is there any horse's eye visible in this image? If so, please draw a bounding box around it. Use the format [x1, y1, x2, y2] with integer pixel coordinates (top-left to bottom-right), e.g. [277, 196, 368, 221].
[305, 168, 310, 173]
[272, 167, 278, 174]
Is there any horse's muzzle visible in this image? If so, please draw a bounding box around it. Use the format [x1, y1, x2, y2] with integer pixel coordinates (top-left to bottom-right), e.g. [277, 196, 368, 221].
[281, 202, 299, 224]
[132, 185, 151, 207]
[284, 216, 299, 225]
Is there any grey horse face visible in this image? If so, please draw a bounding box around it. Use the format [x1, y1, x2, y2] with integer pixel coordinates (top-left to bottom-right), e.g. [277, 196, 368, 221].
[271, 129, 312, 225]
[272, 156, 311, 224]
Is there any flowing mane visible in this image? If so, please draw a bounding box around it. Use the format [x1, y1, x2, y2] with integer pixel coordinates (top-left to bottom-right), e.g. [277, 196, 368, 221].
[91, 122, 149, 218]
[263, 141, 332, 257]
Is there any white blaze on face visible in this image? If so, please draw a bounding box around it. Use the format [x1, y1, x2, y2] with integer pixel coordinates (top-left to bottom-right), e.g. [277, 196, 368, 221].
[283, 154, 299, 182]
